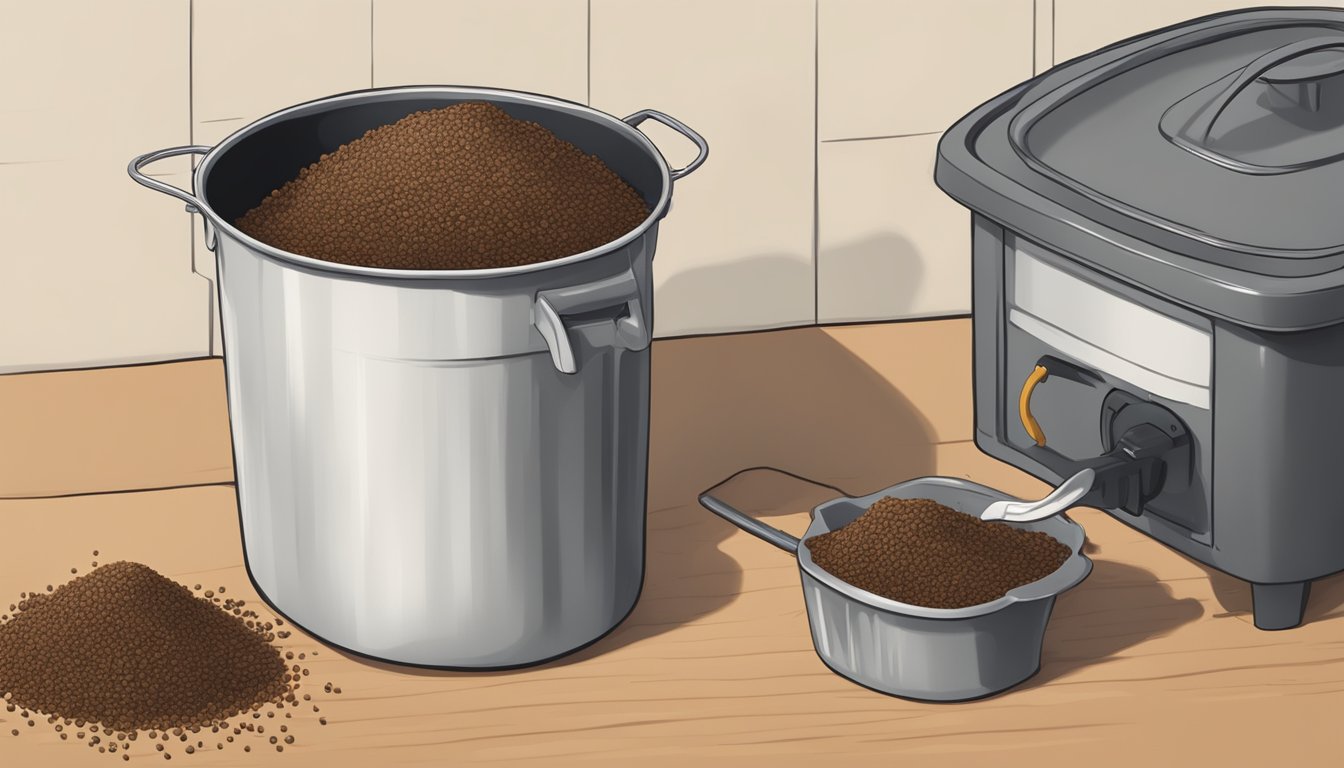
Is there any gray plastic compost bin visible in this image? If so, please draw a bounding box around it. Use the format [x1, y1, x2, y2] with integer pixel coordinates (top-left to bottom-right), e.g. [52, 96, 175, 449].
[936, 7, 1344, 630]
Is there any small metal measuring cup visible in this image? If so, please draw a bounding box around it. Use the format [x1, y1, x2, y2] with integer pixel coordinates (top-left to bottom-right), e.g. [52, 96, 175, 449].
[700, 475, 1092, 701]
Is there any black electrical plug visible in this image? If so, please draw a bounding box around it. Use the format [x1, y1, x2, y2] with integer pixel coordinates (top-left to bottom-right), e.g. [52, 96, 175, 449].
[1078, 422, 1178, 516]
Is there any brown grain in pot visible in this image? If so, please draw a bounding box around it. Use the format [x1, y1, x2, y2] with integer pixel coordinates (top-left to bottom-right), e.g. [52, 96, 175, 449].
[235, 102, 650, 271]
[806, 497, 1072, 609]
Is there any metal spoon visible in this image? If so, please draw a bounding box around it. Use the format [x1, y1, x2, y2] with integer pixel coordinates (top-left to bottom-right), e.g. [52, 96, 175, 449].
[980, 468, 1095, 523]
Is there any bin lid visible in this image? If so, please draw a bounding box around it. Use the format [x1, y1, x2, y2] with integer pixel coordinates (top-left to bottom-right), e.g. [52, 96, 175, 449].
[1014, 13, 1344, 264]
[935, 8, 1344, 330]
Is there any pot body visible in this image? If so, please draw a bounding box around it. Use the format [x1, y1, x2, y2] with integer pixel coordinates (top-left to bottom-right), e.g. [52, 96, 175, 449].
[127, 86, 704, 667]
[218, 236, 654, 667]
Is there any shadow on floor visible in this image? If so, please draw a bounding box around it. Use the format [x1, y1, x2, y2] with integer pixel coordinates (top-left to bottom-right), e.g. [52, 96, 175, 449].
[1199, 564, 1344, 625]
[1023, 558, 1204, 690]
[544, 325, 942, 667]
[333, 325, 946, 676]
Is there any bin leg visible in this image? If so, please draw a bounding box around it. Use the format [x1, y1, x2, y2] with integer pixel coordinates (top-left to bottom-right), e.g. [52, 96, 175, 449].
[1251, 580, 1312, 630]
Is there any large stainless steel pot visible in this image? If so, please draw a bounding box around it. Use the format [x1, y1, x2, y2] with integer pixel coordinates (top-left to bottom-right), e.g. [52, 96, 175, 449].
[128, 86, 707, 668]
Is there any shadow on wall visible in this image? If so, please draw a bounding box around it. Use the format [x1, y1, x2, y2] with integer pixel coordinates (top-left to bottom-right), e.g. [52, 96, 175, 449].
[651, 252, 812, 337]
[644, 326, 941, 509]
[817, 232, 924, 323]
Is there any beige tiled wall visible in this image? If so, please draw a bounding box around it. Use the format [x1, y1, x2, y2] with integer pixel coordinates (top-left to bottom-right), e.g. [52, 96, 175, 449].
[1035, 0, 1054, 74]
[373, 0, 587, 103]
[815, 0, 1033, 323]
[817, 135, 972, 323]
[2, 0, 1308, 370]
[1, 0, 206, 373]
[591, 0, 816, 337]
[818, 0, 1034, 141]
[1051, 1, 1325, 63]
[191, 0, 373, 355]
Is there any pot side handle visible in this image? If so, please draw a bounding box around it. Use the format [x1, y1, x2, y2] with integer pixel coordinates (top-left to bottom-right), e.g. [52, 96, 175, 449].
[623, 110, 708, 181]
[128, 145, 218, 250]
[127, 145, 211, 211]
[698, 492, 801, 556]
[534, 268, 649, 374]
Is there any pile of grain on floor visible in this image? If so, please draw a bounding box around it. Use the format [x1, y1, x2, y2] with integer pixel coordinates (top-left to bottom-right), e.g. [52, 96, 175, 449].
[1, 558, 339, 759]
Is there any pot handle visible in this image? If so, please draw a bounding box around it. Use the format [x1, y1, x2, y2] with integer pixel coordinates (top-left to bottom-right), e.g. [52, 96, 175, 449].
[698, 492, 800, 555]
[129, 145, 218, 250]
[623, 110, 709, 181]
[534, 268, 649, 374]
[127, 145, 211, 212]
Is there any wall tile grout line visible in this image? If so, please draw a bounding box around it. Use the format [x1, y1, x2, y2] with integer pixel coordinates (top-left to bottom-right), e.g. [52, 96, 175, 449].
[813, 0, 820, 326]
[370, 0, 375, 87]
[821, 130, 942, 144]
[586, 0, 592, 105]
[188, 0, 210, 356]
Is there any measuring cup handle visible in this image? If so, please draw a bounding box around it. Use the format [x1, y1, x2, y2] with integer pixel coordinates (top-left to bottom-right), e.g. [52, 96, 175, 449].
[698, 493, 800, 555]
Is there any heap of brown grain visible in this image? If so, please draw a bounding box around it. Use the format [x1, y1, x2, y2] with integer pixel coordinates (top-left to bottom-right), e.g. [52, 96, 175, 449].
[1, 558, 339, 760]
[235, 102, 650, 270]
[806, 497, 1072, 609]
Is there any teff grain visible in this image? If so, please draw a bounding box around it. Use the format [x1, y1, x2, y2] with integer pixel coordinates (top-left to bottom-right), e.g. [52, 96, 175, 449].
[806, 497, 1073, 609]
[0, 562, 288, 732]
[235, 102, 650, 271]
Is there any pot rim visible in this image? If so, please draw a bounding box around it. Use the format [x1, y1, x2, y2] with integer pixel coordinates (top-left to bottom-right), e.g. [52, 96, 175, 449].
[192, 85, 675, 281]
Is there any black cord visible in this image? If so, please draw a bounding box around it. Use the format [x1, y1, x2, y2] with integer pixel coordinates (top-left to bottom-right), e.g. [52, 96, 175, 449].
[697, 465, 855, 503]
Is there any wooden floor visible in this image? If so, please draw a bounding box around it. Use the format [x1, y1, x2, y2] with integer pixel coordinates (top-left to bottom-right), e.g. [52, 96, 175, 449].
[2, 319, 1342, 766]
